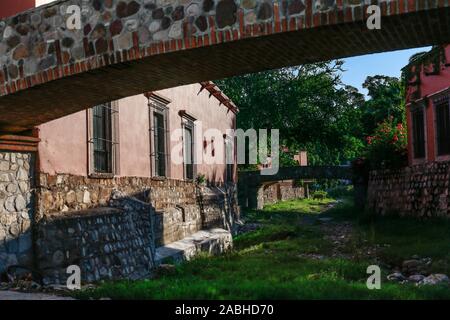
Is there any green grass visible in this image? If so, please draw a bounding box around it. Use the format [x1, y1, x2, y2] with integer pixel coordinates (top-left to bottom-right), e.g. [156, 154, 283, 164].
[73, 198, 450, 300]
[352, 215, 450, 274]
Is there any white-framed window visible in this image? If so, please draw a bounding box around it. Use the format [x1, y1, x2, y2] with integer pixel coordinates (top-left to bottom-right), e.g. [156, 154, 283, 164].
[148, 95, 170, 178]
[87, 101, 120, 177]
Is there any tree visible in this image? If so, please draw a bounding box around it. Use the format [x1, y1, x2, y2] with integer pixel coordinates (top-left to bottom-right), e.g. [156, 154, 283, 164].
[360, 75, 405, 136]
[216, 61, 366, 166]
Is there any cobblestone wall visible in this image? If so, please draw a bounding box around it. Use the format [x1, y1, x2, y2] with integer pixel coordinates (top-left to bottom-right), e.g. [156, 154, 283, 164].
[36, 173, 197, 220]
[37, 173, 237, 245]
[263, 181, 305, 205]
[0, 151, 34, 274]
[367, 161, 450, 217]
[2, 162, 237, 283]
[36, 194, 155, 285]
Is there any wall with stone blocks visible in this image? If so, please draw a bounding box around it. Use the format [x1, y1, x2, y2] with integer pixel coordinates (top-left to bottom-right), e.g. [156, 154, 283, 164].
[34, 179, 236, 284]
[36, 196, 156, 285]
[263, 181, 305, 206]
[0, 151, 34, 274]
[36, 173, 198, 220]
[37, 173, 237, 244]
[367, 161, 450, 217]
[1, 149, 238, 283]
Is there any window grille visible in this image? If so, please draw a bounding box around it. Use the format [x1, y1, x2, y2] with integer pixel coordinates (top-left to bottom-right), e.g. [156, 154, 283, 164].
[411, 106, 425, 159]
[179, 111, 196, 180]
[87, 102, 120, 176]
[149, 96, 170, 178]
[435, 98, 450, 156]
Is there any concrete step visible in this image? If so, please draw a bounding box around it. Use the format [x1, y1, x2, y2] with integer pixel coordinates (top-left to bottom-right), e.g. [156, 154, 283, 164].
[155, 228, 232, 265]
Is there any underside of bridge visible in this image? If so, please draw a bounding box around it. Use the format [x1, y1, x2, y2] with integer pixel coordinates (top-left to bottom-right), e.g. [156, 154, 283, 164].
[1, 0, 450, 132]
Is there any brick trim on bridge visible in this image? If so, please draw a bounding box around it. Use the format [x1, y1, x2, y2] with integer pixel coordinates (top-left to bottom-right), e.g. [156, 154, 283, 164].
[0, 0, 444, 97]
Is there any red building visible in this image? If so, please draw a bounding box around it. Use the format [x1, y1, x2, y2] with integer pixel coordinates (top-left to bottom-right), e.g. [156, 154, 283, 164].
[404, 45, 450, 166]
[0, 0, 35, 19]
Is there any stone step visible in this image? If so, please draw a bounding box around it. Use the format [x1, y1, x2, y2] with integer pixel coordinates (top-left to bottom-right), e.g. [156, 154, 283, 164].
[155, 228, 232, 265]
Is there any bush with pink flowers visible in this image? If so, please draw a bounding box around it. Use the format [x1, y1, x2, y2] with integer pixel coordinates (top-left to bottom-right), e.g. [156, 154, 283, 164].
[365, 116, 408, 169]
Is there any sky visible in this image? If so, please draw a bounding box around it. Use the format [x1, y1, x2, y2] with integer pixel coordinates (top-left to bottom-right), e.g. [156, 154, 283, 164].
[340, 46, 431, 96]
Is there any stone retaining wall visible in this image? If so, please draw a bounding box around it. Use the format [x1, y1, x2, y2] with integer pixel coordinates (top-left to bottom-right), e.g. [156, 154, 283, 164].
[1, 153, 238, 283]
[37, 173, 237, 246]
[36, 192, 156, 285]
[367, 161, 450, 217]
[263, 181, 305, 205]
[0, 151, 34, 274]
[36, 173, 197, 220]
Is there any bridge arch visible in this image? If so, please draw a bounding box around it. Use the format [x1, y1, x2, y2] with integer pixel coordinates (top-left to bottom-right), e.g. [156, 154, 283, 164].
[0, 0, 449, 132]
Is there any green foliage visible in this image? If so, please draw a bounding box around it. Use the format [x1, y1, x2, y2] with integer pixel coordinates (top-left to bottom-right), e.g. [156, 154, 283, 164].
[361, 75, 405, 137]
[216, 62, 366, 166]
[195, 174, 206, 185]
[216, 65, 408, 168]
[312, 190, 328, 200]
[327, 185, 354, 199]
[365, 117, 408, 169]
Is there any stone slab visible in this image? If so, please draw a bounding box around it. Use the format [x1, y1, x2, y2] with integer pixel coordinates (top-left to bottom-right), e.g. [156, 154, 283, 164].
[155, 228, 232, 264]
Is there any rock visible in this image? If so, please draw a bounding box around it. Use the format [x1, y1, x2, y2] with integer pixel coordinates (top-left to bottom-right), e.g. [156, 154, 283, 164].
[4, 197, 16, 213]
[186, 3, 201, 17]
[110, 20, 123, 36]
[317, 217, 333, 223]
[18, 182, 28, 193]
[242, 0, 257, 9]
[168, 21, 183, 39]
[152, 8, 165, 19]
[171, 6, 185, 21]
[13, 44, 29, 60]
[195, 16, 208, 32]
[387, 272, 406, 282]
[203, 0, 215, 12]
[6, 183, 17, 194]
[257, 2, 273, 20]
[161, 17, 172, 30]
[216, 0, 237, 28]
[419, 274, 449, 286]
[149, 21, 161, 33]
[287, 0, 306, 15]
[65, 190, 76, 205]
[15, 195, 26, 211]
[0, 161, 9, 171]
[408, 274, 425, 283]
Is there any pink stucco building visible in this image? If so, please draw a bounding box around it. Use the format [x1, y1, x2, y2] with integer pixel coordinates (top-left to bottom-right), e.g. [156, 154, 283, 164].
[405, 45, 450, 166]
[37, 82, 238, 184]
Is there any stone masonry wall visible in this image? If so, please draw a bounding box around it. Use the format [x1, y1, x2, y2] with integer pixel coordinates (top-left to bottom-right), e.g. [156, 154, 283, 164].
[2, 157, 237, 284]
[36, 194, 155, 285]
[0, 151, 34, 274]
[37, 173, 236, 246]
[37, 173, 197, 220]
[263, 181, 305, 205]
[367, 161, 450, 217]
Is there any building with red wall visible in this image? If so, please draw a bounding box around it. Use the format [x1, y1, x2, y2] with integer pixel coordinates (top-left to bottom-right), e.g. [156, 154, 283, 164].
[404, 45, 450, 166]
[0, 0, 35, 19]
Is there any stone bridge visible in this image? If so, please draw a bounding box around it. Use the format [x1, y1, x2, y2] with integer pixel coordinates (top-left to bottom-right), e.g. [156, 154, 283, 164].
[1, 0, 450, 132]
[238, 165, 357, 209]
